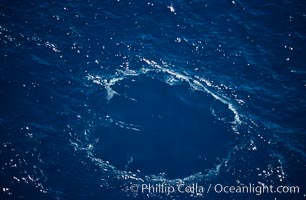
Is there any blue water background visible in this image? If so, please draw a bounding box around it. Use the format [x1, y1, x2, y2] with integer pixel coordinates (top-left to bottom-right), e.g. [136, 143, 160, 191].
[0, 0, 306, 199]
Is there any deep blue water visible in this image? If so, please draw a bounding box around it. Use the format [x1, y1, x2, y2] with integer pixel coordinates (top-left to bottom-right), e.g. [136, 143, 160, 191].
[0, 0, 306, 199]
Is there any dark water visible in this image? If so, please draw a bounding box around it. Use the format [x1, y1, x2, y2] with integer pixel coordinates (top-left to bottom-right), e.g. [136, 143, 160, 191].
[0, 0, 306, 199]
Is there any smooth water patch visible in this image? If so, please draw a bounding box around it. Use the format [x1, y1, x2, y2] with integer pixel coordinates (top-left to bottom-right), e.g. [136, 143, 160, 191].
[91, 75, 234, 178]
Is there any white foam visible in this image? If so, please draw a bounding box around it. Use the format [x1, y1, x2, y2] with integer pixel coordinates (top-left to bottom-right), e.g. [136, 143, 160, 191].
[86, 74, 123, 101]
[140, 57, 242, 126]
[167, 4, 176, 13]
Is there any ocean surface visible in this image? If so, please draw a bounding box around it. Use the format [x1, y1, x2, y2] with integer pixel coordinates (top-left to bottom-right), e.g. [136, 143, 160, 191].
[0, 0, 306, 199]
